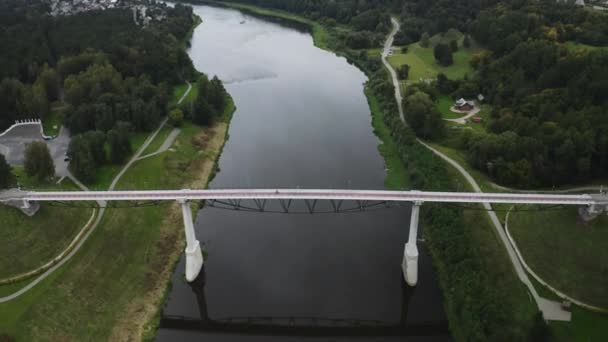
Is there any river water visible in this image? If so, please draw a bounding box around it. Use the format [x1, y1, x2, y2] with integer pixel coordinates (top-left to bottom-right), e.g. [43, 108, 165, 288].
[157, 4, 449, 341]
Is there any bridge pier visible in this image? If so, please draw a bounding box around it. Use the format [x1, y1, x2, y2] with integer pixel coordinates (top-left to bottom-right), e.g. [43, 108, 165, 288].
[402, 201, 422, 287]
[179, 199, 204, 282]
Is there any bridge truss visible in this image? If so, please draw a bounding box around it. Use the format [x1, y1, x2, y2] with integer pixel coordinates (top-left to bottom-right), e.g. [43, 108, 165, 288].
[2, 188, 607, 286]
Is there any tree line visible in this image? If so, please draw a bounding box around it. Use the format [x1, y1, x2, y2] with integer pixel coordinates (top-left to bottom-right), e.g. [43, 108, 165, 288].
[0, 1, 229, 184]
[0, 1, 196, 130]
[430, 2, 608, 187]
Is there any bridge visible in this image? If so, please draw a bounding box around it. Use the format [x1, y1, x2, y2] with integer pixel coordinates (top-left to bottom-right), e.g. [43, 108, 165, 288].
[2, 188, 607, 286]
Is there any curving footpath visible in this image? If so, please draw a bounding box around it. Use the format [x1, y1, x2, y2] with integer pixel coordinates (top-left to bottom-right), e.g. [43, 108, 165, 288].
[0, 82, 192, 303]
[504, 206, 608, 313]
[381, 17, 570, 321]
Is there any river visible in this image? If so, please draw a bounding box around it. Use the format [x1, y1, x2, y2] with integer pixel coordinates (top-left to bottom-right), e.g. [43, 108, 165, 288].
[156, 4, 449, 341]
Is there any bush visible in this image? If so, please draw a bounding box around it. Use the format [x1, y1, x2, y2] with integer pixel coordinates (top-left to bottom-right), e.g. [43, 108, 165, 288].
[169, 108, 184, 127]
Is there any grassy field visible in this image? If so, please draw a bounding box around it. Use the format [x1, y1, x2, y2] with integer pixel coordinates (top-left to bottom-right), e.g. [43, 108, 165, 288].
[141, 125, 174, 156]
[170, 81, 199, 109]
[388, 33, 478, 81]
[41, 110, 63, 137]
[562, 41, 607, 53]
[438, 163, 537, 338]
[509, 206, 608, 308]
[436, 95, 462, 119]
[0, 177, 93, 279]
[0, 101, 235, 341]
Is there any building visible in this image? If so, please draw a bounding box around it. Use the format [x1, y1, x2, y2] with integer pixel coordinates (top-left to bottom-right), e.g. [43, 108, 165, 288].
[455, 98, 474, 112]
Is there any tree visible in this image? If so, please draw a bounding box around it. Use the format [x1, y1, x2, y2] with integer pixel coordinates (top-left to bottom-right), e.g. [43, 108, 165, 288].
[24, 141, 54, 181]
[420, 32, 430, 47]
[107, 122, 132, 164]
[463, 34, 471, 48]
[83, 130, 106, 165]
[169, 108, 184, 127]
[433, 43, 453, 66]
[68, 135, 97, 183]
[397, 64, 410, 80]
[403, 91, 444, 139]
[450, 39, 458, 52]
[0, 154, 12, 189]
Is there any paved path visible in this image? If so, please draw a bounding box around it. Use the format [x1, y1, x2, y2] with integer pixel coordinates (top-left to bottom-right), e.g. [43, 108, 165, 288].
[382, 18, 404, 123]
[137, 128, 181, 161]
[381, 18, 570, 321]
[0, 82, 193, 303]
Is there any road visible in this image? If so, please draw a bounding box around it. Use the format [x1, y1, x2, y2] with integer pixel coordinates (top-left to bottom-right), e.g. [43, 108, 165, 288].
[380, 18, 571, 321]
[0, 124, 71, 178]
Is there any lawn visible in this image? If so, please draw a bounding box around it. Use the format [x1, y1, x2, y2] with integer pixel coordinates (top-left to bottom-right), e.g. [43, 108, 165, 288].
[562, 41, 607, 53]
[424, 140, 537, 340]
[41, 110, 63, 137]
[509, 205, 608, 308]
[0, 177, 94, 279]
[436, 95, 462, 119]
[0, 96, 235, 340]
[170, 81, 199, 109]
[141, 125, 173, 156]
[388, 32, 479, 81]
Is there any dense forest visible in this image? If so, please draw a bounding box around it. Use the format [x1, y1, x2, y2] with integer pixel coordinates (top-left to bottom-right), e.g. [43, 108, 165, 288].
[209, 0, 396, 48]
[0, 0, 230, 183]
[428, 2, 608, 187]
[0, 0, 196, 130]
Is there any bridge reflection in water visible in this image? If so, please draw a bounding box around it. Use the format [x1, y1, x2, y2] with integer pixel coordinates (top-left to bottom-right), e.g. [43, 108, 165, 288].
[160, 267, 449, 337]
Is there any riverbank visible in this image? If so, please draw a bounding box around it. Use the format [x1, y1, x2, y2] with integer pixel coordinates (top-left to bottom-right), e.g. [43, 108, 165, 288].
[0, 13, 240, 339]
[206, 2, 549, 340]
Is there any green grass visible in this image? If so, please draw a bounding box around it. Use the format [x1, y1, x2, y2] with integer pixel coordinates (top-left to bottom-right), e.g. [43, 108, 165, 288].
[141, 125, 173, 156]
[170, 81, 199, 109]
[562, 41, 607, 53]
[550, 306, 608, 342]
[0, 121, 220, 340]
[388, 33, 479, 81]
[0, 178, 93, 279]
[0, 92, 236, 339]
[509, 206, 608, 308]
[365, 88, 409, 190]
[435, 152, 537, 338]
[436, 95, 462, 119]
[41, 110, 63, 137]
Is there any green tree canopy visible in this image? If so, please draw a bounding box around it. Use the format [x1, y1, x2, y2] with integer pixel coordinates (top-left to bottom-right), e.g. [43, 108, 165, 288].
[0, 153, 12, 189]
[24, 141, 54, 181]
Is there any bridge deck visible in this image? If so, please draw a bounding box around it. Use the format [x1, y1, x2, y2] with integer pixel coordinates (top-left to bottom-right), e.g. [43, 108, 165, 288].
[1, 188, 606, 206]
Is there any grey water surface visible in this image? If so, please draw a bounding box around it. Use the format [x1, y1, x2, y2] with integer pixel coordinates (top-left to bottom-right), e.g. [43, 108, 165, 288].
[156, 4, 449, 341]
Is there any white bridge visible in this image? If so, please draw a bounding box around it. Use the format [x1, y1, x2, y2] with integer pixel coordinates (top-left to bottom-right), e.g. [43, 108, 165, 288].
[2, 188, 607, 286]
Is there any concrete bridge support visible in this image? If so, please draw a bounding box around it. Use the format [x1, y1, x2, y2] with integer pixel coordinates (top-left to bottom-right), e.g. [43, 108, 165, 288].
[179, 199, 204, 282]
[402, 201, 422, 286]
